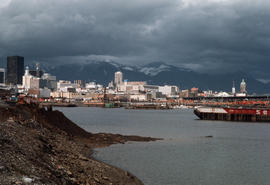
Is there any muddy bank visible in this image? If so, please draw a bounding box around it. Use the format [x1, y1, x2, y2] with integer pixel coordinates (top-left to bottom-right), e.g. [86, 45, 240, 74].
[0, 104, 159, 185]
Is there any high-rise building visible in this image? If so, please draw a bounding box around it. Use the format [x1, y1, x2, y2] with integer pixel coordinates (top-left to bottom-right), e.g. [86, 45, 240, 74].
[240, 79, 247, 93]
[0, 68, 5, 84]
[41, 73, 57, 91]
[22, 66, 31, 90]
[114, 71, 123, 86]
[232, 81, 236, 95]
[7, 56, 24, 85]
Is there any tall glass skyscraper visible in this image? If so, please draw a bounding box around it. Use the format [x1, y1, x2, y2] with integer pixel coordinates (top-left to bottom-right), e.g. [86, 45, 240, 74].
[7, 56, 24, 85]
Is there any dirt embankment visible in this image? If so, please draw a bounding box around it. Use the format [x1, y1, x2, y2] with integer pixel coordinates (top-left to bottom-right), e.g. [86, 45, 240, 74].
[0, 104, 159, 185]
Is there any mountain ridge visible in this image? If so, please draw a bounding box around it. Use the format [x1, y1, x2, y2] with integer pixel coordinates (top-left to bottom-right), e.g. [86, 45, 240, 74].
[32, 61, 270, 94]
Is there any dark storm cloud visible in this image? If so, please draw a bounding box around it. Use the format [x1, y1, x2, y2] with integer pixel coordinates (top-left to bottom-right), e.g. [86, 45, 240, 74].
[0, 0, 270, 74]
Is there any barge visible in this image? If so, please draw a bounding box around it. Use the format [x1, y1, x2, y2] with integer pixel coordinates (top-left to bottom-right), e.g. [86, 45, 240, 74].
[194, 106, 270, 122]
[126, 103, 171, 110]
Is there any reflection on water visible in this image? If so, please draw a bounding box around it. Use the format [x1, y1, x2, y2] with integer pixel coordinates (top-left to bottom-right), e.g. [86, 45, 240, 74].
[57, 107, 270, 185]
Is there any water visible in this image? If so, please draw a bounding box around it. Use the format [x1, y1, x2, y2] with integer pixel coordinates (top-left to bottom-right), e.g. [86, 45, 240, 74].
[56, 107, 270, 185]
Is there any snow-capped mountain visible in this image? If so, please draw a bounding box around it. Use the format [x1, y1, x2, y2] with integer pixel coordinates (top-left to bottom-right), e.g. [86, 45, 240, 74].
[32, 60, 270, 94]
[139, 63, 171, 76]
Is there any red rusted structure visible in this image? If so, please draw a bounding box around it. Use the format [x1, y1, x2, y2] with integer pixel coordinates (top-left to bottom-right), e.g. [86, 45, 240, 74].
[194, 106, 270, 122]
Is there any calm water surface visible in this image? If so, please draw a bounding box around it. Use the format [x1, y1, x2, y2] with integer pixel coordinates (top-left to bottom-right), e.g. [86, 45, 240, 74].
[57, 107, 270, 185]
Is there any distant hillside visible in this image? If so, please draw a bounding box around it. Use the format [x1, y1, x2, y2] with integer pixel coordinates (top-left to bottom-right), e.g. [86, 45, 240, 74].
[40, 61, 270, 94]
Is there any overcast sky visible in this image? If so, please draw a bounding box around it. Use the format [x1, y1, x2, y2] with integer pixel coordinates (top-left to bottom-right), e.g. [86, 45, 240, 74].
[0, 0, 270, 77]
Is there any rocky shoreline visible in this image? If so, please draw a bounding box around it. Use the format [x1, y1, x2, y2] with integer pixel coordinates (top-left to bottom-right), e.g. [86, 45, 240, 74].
[0, 103, 159, 185]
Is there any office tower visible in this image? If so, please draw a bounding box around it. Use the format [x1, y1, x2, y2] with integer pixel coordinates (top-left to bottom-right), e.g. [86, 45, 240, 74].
[114, 71, 123, 86]
[7, 56, 24, 85]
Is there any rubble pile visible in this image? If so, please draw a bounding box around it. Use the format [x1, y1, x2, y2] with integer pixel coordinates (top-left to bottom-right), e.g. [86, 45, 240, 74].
[0, 104, 158, 185]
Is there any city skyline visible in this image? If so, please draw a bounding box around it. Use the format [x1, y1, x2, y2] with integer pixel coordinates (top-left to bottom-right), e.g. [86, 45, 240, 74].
[1, 56, 250, 100]
[1, 56, 266, 94]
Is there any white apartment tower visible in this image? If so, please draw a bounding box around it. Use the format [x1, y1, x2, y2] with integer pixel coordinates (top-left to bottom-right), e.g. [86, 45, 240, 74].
[114, 71, 123, 86]
[22, 66, 32, 90]
[232, 81, 236, 95]
[240, 79, 247, 93]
